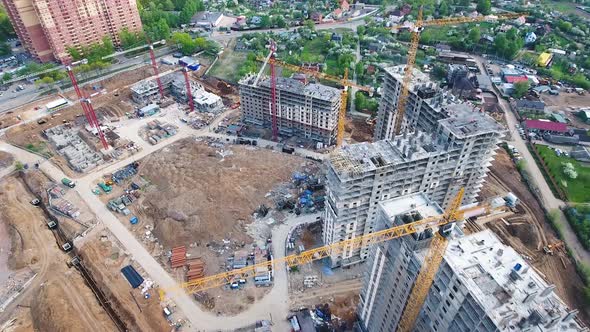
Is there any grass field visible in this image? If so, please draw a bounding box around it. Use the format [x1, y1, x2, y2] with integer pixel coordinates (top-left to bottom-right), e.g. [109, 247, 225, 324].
[208, 46, 249, 82]
[536, 144, 590, 203]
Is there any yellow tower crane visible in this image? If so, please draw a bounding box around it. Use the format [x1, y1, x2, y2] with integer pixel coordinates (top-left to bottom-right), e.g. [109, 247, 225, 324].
[390, 9, 526, 135]
[256, 56, 373, 146]
[159, 189, 505, 302]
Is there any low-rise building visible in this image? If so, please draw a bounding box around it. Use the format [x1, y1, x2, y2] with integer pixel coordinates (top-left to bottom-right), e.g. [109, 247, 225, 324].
[524, 119, 569, 134]
[513, 100, 545, 114]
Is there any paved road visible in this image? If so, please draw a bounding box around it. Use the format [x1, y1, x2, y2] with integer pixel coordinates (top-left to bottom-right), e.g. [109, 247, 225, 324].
[0, 109, 327, 330]
[472, 55, 590, 266]
[0, 47, 172, 114]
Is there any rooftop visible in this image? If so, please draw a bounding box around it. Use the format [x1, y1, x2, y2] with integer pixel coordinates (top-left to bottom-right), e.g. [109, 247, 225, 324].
[516, 100, 545, 110]
[241, 75, 341, 102]
[438, 104, 506, 139]
[524, 119, 568, 133]
[384, 65, 438, 95]
[444, 230, 583, 331]
[379, 193, 443, 223]
[330, 105, 504, 177]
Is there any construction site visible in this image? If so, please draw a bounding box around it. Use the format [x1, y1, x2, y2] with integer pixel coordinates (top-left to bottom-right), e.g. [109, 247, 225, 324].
[0, 7, 589, 332]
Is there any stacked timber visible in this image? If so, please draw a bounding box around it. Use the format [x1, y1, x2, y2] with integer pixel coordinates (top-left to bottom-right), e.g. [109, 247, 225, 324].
[170, 246, 187, 268]
[186, 258, 205, 282]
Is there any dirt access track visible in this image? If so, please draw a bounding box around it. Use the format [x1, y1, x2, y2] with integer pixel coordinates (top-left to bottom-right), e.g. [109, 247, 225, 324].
[0, 175, 116, 332]
[480, 148, 590, 325]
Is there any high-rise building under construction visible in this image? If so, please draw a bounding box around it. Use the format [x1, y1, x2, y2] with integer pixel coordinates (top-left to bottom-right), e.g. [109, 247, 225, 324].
[324, 103, 504, 267]
[356, 193, 584, 332]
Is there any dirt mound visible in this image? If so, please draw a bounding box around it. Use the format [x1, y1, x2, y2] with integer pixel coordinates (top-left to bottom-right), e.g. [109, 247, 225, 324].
[507, 223, 539, 249]
[138, 140, 304, 248]
[79, 239, 170, 332]
[30, 271, 116, 332]
[0, 151, 13, 169]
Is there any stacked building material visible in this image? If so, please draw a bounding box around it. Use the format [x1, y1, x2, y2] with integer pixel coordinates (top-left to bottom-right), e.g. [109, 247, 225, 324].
[170, 246, 187, 268]
[186, 258, 205, 282]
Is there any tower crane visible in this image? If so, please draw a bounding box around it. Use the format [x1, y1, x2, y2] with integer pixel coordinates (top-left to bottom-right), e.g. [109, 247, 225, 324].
[389, 9, 526, 135]
[182, 67, 195, 113]
[159, 189, 505, 301]
[257, 56, 373, 146]
[65, 61, 109, 150]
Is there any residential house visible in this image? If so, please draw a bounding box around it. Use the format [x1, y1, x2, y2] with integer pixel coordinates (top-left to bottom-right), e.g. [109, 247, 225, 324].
[331, 33, 343, 42]
[340, 0, 350, 12]
[310, 12, 323, 23]
[333, 8, 343, 19]
[514, 15, 526, 26]
[513, 100, 545, 114]
[579, 109, 590, 123]
[435, 43, 451, 53]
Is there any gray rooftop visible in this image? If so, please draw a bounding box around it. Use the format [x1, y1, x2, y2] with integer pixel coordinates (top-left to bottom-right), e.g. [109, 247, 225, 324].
[242, 75, 341, 102]
[439, 104, 505, 139]
[444, 230, 584, 331]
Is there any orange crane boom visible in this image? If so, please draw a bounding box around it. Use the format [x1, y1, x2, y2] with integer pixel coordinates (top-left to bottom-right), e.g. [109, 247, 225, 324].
[159, 190, 505, 299]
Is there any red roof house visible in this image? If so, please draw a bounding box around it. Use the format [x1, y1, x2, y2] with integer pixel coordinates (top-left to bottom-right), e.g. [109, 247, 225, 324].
[340, 0, 350, 11]
[524, 120, 568, 133]
[504, 75, 529, 84]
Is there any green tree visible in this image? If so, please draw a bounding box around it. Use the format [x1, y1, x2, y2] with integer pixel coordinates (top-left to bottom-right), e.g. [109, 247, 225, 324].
[476, 0, 491, 15]
[179, 0, 204, 24]
[439, 0, 450, 16]
[163, 0, 175, 10]
[0, 41, 10, 56]
[273, 15, 287, 28]
[172, 32, 197, 55]
[356, 25, 365, 36]
[2, 72, 12, 82]
[468, 27, 481, 44]
[513, 81, 530, 98]
[0, 7, 15, 41]
[304, 19, 315, 31]
[557, 20, 573, 32]
[260, 15, 271, 28]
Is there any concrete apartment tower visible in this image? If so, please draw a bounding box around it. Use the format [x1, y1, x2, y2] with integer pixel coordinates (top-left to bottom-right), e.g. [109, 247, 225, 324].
[374, 65, 452, 142]
[357, 196, 584, 332]
[323, 103, 504, 267]
[239, 74, 342, 146]
[2, 0, 142, 63]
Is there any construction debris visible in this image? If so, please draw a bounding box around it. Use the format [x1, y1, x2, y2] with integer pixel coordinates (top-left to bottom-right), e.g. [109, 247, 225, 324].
[170, 246, 187, 269]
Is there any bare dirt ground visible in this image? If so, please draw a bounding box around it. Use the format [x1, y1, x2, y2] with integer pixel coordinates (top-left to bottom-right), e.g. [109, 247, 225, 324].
[2, 66, 157, 176]
[78, 237, 171, 332]
[0, 176, 116, 332]
[0, 151, 13, 169]
[345, 117, 374, 143]
[542, 92, 590, 130]
[481, 149, 589, 325]
[100, 138, 318, 314]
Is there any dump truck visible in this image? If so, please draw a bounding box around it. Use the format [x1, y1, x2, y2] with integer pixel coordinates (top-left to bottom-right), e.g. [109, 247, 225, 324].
[61, 178, 76, 188]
